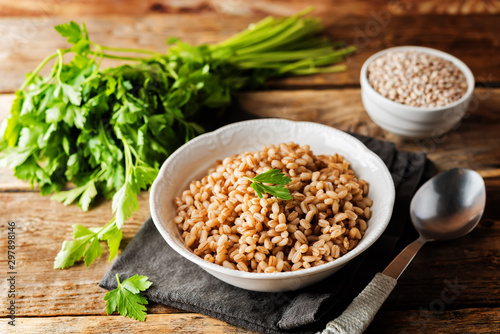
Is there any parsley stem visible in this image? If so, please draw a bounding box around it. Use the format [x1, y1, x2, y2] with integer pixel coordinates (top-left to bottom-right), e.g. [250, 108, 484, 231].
[215, 6, 315, 51]
[82, 22, 90, 40]
[119, 132, 135, 185]
[290, 64, 347, 75]
[97, 218, 117, 239]
[98, 44, 162, 56]
[87, 43, 160, 62]
[98, 123, 111, 147]
[19, 50, 68, 91]
[234, 19, 320, 55]
[100, 53, 151, 61]
[155, 57, 179, 79]
[92, 45, 105, 72]
[56, 49, 65, 82]
[115, 273, 121, 286]
[214, 16, 275, 48]
[230, 47, 334, 62]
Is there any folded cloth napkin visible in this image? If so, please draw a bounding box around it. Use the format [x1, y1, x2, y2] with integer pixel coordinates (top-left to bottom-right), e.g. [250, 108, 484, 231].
[100, 132, 434, 334]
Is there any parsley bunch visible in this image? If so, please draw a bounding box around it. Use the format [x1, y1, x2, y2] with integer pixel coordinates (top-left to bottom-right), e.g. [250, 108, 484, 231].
[0, 8, 354, 269]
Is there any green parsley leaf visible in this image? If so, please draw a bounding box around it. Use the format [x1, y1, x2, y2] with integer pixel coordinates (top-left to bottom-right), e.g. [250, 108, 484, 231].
[79, 180, 98, 211]
[133, 165, 159, 190]
[54, 238, 89, 269]
[54, 21, 85, 45]
[0, 147, 33, 168]
[245, 169, 293, 200]
[84, 237, 103, 267]
[166, 36, 180, 45]
[54, 221, 122, 268]
[251, 168, 292, 185]
[72, 224, 94, 238]
[54, 226, 100, 269]
[104, 274, 153, 321]
[100, 225, 123, 262]
[52, 180, 97, 211]
[61, 83, 82, 106]
[112, 182, 138, 229]
[120, 274, 153, 293]
[0, 92, 23, 148]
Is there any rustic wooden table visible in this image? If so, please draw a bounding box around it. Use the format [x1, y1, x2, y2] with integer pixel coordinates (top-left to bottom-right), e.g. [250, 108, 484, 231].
[1, 1, 499, 333]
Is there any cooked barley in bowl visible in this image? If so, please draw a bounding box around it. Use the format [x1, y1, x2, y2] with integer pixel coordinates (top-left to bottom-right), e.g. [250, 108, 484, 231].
[173, 142, 372, 273]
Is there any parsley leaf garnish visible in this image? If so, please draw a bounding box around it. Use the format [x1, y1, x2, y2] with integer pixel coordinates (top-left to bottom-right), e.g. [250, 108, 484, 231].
[104, 274, 153, 321]
[244, 169, 293, 200]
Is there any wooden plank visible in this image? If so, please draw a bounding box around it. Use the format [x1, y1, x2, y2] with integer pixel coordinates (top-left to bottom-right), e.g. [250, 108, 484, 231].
[0, 14, 499, 92]
[0, 190, 498, 318]
[367, 307, 500, 333]
[0, 313, 254, 333]
[0, 307, 497, 333]
[1, 0, 499, 17]
[386, 216, 500, 308]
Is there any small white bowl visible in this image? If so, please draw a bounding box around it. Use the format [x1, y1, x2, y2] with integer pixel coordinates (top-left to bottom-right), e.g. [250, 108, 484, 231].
[150, 119, 395, 292]
[360, 46, 475, 139]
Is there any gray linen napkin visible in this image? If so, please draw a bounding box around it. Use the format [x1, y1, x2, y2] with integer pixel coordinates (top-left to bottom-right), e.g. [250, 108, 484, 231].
[99, 133, 434, 334]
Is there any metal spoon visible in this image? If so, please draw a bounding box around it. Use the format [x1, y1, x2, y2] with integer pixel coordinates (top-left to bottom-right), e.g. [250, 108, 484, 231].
[322, 168, 486, 334]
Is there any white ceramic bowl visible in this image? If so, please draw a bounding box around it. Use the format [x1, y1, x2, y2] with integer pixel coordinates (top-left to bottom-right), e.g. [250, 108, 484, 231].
[150, 119, 395, 292]
[360, 46, 475, 139]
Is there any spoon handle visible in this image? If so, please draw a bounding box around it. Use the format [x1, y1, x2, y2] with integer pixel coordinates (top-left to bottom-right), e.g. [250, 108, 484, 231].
[383, 237, 426, 279]
[321, 238, 426, 334]
[321, 273, 397, 334]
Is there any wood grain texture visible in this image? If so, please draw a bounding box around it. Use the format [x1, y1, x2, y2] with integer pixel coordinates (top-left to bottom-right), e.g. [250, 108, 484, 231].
[1, 0, 499, 17]
[367, 307, 500, 333]
[0, 308, 498, 333]
[0, 313, 254, 333]
[0, 14, 499, 92]
[387, 216, 500, 308]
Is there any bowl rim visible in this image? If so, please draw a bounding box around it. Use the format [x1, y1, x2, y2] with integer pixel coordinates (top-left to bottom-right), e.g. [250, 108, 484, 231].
[360, 45, 475, 113]
[150, 119, 395, 280]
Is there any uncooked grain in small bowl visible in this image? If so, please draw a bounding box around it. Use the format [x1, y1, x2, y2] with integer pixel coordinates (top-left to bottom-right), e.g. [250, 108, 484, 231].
[367, 50, 468, 108]
[173, 142, 372, 273]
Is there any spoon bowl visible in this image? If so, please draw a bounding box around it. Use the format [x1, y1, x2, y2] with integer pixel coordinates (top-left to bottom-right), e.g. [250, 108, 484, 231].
[411, 168, 486, 241]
